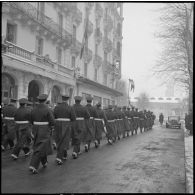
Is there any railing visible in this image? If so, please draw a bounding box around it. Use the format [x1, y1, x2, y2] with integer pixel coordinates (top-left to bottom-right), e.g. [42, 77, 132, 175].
[36, 55, 54, 69]
[93, 54, 103, 68]
[8, 2, 72, 44]
[95, 28, 103, 44]
[95, 3, 103, 19]
[3, 41, 33, 60]
[58, 65, 74, 76]
[103, 36, 112, 53]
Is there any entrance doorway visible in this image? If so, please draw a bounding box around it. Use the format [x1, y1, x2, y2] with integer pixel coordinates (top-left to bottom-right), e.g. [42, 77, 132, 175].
[28, 80, 40, 102]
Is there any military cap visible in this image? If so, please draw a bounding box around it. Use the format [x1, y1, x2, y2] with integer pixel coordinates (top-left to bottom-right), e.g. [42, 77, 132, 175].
[37, 94, 48, 100]
[127, 107, 130, 110]
[108, 105, 113, 109]
[122, 106, 127, 109]
[132, 106, 135, 109]
[19, 98, 28, 104]
[74, 96, 82, 101]
[46, 100, 50, 104]
[62, 95, 70, 101]
[86, 95, 93, 102]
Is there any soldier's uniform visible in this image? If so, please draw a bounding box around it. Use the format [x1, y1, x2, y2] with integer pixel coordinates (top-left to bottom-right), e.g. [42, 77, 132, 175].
[71, 96, 90, 159]
[11, 98, 31, 160]
[122, 106, 131, 137]
[95, 102, 107, 144]
[1, 98, 17, 151]
[84, 96, 98, 151]
[126, 107, 133, 135]
[133, 108, 140, 134]
[114, 106, 121, 140]
[139, 110, 145, 133]
[53, 95, 76, 165]
[104, 105, 115, 144]
[29, 94, 55, 174]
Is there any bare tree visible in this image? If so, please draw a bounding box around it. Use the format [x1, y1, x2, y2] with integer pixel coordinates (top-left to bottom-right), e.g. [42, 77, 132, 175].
[136, 92, 150, 110]
[153, 3, 193, 111]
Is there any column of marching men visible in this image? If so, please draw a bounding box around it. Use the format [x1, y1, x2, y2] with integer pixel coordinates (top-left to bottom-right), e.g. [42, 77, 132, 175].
[1, 94, 156, 174]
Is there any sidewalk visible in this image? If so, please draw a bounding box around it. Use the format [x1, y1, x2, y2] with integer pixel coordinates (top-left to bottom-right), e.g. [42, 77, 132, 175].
[184, 127, 193, 193]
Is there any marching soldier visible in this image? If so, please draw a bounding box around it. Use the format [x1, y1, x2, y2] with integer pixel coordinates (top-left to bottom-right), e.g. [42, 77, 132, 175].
[85, 96, 98, 150]
[53, 95, 76, 165]
[29, 94, 55, 174]
[127, 107, 133, 135]
[139, 110, 145, 133]
[104, 105, 115, 144]
[122, 106, 131, 137]
[1, 98, 17, 151]
[71, 96, 90, 159]
[114, 106, 121, 140]
[11, 98, 31, 160]
[95, 102, 107, 145]
[134, 108, 140, 134]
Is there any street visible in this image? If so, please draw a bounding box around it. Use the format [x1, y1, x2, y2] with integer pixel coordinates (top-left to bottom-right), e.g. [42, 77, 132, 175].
[1, 123, 185, 193]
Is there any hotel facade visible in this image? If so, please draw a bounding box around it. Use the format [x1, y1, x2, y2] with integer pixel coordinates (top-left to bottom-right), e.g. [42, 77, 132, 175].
[2, 2, 123, 107]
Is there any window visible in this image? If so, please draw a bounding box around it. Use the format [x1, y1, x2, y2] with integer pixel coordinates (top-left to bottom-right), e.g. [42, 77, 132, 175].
[56, 47, 62, 64]
[73, 25, 77, 40]
[36, 36, 43, 55]
[103, 98, 110, 108]
[84, 63, 88, 77]
[103, 73, 107, 85]
[6, 23, 17, 43]
[81, 92, 90, 105]
[71, 56, 76, 68]
[58, 13, 63, 34]
[94, 68, 98, 81]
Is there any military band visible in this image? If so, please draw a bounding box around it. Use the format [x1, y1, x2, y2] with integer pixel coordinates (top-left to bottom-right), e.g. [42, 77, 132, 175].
[1, 94, 156, 174]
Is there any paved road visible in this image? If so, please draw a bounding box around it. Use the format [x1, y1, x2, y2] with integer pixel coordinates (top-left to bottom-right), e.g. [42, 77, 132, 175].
[1, 124, 186, 193]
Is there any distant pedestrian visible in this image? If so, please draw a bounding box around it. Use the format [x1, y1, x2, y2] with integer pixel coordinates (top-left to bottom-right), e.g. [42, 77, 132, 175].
[159, 113, 164, 126]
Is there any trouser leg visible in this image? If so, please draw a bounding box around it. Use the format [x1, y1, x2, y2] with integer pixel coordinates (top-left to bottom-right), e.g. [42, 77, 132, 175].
[30, 152, 41, 170]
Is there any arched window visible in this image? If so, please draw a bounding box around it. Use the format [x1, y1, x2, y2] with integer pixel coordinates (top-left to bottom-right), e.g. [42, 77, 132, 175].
[2, 73, 16, 100]
[28, 80, 40, 102]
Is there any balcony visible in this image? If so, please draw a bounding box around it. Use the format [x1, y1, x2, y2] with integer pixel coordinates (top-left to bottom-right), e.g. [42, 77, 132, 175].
[53, 2, 77, 15]
[93, 54, 103, 68]
[71, 38, 82, 57]
[2, 41, 74, 77]
[94, 28, 103, 45]
[95, 3, 103, 20]
[83, 48, 93, 64]
[85, 19, 93, 36]
[72, 8, 82, 26]
[104, 14, 113, 33]
[103, 36, 113, 53]
[4, 2, 72, 47]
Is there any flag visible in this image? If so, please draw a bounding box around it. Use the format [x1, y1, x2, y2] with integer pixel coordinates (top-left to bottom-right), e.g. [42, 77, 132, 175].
[129, 79, 135, 92]
[80, 9, 89, 59]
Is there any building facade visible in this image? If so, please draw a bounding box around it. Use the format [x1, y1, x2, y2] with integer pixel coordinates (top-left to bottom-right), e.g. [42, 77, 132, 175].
[2, 2, 123, 107]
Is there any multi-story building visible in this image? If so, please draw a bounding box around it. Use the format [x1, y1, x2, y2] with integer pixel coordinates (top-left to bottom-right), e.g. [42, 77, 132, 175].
[2, 2, 123, 108]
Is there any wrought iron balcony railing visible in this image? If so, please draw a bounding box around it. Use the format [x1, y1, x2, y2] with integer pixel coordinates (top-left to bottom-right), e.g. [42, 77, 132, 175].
[6, 2, 72, 46]
[83, 48, 93, 64]
[94, 28, 103, 45]
[103, 36, 113, 53]
[93, 54, 103, 68]
[95, 3, 103, 19]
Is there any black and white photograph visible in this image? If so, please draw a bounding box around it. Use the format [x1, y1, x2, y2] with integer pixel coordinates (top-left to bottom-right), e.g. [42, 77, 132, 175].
[1, 1, 193, 193]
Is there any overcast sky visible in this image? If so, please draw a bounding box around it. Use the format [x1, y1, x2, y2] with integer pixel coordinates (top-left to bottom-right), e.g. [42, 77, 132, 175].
[121, 3, 186, 98]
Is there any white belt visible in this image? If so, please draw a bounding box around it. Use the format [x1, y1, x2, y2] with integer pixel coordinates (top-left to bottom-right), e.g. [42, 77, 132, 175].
[133, 117, 139, 119]
[90, 117, 94, 119]
[76, 117, 84, 120]
[4, 117, 14, 120]
[108, 120, 115, 122]
[94, 118, 102, 121]
[128, 118, 132, 120]
[33, 121, 49, 125]
[56, 118, 70, 121]
[15, 121, 29, 124]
